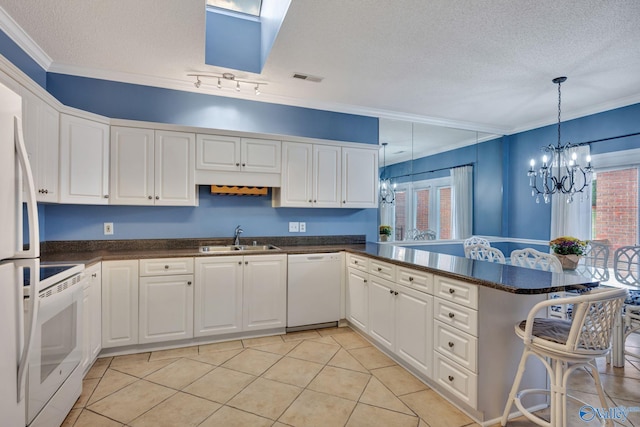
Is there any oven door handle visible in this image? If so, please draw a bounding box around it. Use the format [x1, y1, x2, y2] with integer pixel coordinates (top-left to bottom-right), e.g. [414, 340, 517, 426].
[17, 260, 39, 402]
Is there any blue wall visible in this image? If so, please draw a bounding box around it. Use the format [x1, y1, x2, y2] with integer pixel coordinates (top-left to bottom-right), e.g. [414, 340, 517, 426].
[205, 9, 262, 73]
[0, 30, 46, 88]
[42, 187, 378, 241]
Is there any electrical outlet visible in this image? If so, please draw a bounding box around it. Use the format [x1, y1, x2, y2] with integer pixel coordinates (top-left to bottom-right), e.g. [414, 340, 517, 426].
[288, 222, 299, 232]
[104, 222, 114, 235]
[299, 222, 306, 232]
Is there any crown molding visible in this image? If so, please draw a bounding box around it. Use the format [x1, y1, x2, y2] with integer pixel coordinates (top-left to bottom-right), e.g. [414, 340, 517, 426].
[0, 6, 52, 70]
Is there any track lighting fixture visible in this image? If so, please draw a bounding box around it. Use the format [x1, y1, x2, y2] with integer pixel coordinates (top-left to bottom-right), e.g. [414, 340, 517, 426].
[187, 72, 267, 95]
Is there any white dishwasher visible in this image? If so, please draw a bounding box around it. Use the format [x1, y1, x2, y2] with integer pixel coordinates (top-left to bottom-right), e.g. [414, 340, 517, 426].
[287, 253, 342, 329]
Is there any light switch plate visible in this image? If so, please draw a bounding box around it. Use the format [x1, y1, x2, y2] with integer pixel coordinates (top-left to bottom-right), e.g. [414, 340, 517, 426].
[299, 222, 306, 232]
[289, 222, 299, 232]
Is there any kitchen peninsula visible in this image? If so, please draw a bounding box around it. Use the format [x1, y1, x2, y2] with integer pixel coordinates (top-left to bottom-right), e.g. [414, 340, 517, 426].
[42, 237, 600, 425]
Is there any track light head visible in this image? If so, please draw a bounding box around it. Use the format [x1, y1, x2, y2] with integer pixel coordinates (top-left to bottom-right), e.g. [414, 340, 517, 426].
[194, 77, 201, 88]
[254, 84, 260, 95]
[236, 81, 241, 92]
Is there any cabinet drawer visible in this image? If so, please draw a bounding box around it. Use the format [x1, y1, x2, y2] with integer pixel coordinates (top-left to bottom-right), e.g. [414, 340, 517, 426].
[139, 258, 194, 276]
[434, 276, 478, 309]
[347, 253, 369, 272]
[369, 259, 396, 281]
[434, 320, 477, 373]
[433, 297, 478, 336]
[433, 352, 477, 409]
[397, 267, 433, 294]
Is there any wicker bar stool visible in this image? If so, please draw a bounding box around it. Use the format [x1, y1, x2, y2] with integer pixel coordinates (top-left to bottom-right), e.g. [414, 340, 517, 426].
[501, 287, 628, 427]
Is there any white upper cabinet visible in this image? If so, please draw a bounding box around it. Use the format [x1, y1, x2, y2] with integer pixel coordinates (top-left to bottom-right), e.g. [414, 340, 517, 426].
[21, 91, 60, 202]
[59, 114, 110, 204]
[195, 135, 281, 186]
[341, 146, 378, 208]
[274, 141, 341, 208]
[110, 127, 196, 206]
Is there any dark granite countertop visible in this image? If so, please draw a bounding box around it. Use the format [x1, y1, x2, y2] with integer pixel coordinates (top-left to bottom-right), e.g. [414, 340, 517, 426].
[40, 236, 601, 295]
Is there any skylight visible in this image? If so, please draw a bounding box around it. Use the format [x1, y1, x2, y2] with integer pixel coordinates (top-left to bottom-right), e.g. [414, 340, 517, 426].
[207, 0, 262, 16]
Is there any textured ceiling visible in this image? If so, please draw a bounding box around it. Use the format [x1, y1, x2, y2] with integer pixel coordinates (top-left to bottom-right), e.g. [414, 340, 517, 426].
[1, 0, 640, 161]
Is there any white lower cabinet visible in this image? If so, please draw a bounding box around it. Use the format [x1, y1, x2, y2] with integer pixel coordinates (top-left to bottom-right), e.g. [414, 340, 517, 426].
[81, 263, 102, 373]
[194, 254, 287, 337]
[194, 256, 243, 337]
[102, 260, 139, 348]
[346, 267, 369, 331]
[138, 258, 194, 344]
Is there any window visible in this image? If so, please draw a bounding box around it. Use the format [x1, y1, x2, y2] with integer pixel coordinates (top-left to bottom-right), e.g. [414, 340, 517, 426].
[207, 0, 262, 16]
[394, 177, 452, 240]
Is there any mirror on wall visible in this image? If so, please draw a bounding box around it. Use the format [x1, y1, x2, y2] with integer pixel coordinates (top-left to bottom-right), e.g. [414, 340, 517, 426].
[378, 118, 500, 241]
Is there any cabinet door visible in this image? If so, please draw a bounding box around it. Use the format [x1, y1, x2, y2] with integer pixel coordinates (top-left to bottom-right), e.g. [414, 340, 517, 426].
[155, 131, 196, 205]
[241, 138, 281, 173]
[102, 260, 138, 348]
[81, 283, 91, 373]
[278, 141, 313, 207]
[22, 92, 59, 202]
[368, 277, 395, 350]
[110, 126, 155, 205]
[395, 287, 433, 378]
[341, 147, 378, 208]
[60, 114, 110, 204]
[139, 274, 194, 344]
[243, 254, 287, 331]
[196, 134, 241, 172]
[346, 268, 369, 331]
[313, 145, 341, 207]
[194, 256, 243, 337]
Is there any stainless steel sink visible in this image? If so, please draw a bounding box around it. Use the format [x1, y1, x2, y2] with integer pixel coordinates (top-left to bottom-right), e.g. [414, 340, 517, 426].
[199, 244, 280, 253]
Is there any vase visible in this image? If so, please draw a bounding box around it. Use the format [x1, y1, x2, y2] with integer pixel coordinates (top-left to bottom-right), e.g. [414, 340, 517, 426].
[554, 254, 581, 270]
[380, 235, 389, 242]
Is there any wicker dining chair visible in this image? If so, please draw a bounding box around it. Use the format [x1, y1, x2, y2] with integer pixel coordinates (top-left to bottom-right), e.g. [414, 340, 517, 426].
[613, 245, 640, 360]
[464, 243, 506, 263]
[510, 248, 563, 273]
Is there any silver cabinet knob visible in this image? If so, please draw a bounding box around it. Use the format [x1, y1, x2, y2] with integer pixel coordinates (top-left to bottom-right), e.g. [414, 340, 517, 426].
[155, 196, 159, 200]
[448, 312, 455, 318]
[164, 265, 169, 269]
[187, 281, 192, 286]
[448, 341, 454, 348]
[448, 375, 454, 382]
[148, 196, 152, 199]
[449, 288, 455, 294]
[104, 194, 109, 198]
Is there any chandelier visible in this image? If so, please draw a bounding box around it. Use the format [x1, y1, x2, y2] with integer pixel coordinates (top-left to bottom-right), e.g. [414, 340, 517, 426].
[379, 142, 395, 205]
[527, 76, 593, 204]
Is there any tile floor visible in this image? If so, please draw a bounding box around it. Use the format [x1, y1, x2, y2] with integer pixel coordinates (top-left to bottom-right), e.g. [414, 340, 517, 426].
[62, 328, 640, 427]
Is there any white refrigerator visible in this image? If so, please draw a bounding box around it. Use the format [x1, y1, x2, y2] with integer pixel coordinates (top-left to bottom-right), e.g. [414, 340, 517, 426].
[0, 80, 40, 427]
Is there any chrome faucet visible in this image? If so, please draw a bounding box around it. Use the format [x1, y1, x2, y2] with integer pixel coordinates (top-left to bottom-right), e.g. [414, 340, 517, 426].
[233, 225, 243, 246]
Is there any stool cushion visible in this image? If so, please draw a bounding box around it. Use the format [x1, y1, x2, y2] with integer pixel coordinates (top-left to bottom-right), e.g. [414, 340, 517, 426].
[518, 318, 572, 345]
[625, 289, 640, 305]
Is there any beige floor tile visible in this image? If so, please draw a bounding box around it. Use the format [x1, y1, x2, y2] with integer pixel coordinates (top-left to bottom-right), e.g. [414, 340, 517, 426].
[262, 356, 324, 387]
[144, 358, 214, 389]
[242, 335, 284, 347]
[84, 357, 112, 379]
[61, 408, 82, 427]
[309, 335, 341, 345]
[331, 331, 372, 349]
[71, 409, 124, 427]
[317, 326, 353, 336]
[346, 403, 419, 427]
[87, 380, 175, 424]
[614, 397, 640, 426]
[187, 348, 243, 366]
[129, 391, 220, 427]
[108, 357, 177, 378]
[359, 377, 415, 415]
[400, 389, 473, 427]
[183, 366, 256, 404]
[282, 329, 322, 341]
[149, 346, 199, 361]
[598, 371, 640, 401]
[200, 405, 273, 427]
[279, 389, 356, 427]
[371, 365, 428, 396]
[287, 339, 340, 364]
[227, 377, 302, 420]
[488, 416, 541, 427]
[199, 339, 243, 353]
[307, 365, 371, 401]
[251, 340, 300, 355]
[87, 369, 138, 405]
[329, 348, 370, 373]
[74, 378, 100, 408]
[349, 346, 396, 370]
[222, 348, 282, 375]
[110, 352, 150, 368]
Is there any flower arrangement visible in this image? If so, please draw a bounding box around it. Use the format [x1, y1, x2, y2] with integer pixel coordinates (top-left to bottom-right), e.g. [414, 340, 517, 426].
[549, 236, 588, 256]
[379, 225, 392, 237]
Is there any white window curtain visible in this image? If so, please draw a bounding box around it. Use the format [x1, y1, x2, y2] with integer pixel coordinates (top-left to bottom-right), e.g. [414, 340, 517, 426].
[550, 145, 592, 241]
[451, 165, 473, 239]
